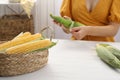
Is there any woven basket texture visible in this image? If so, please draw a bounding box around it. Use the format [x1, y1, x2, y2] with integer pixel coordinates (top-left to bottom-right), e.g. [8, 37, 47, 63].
[0, 42, 48, 76]
[0, 15, 34, 41]
[9, 0, 20, 3]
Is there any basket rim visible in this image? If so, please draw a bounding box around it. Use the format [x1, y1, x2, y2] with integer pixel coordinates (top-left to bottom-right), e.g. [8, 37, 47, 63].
[0, 49, 48, 56]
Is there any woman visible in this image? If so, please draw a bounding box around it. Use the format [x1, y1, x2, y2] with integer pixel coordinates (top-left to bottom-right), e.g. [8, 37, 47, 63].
[55, 0, 120, 42]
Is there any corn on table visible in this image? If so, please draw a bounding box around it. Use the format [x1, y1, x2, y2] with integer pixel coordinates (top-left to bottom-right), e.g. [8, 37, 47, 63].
[0, 39, 120, 80]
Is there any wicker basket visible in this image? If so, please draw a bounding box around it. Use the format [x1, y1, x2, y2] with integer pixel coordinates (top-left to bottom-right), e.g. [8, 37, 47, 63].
[0, 42, 49, 76]
[9, 0, 20, 3]
[0, 15, 34, 41]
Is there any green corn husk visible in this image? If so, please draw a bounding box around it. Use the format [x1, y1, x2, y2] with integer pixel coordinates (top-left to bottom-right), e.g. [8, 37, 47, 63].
[50, 14, 85, 29]
[106, 46, 120, 60]
[100, 44, 120, 60]
[96, 44, 120, 68]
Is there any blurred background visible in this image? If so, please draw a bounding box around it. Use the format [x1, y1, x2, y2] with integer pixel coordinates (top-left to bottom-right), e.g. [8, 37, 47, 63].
[0, 0, 120, 41]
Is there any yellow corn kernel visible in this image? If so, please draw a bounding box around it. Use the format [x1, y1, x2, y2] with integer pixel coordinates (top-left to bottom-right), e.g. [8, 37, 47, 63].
[0, 33, 41, 51]
[6, 40, 51, 54]
[13, 32, 31, 40]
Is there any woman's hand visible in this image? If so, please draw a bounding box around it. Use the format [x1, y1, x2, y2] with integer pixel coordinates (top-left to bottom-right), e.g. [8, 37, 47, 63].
[53, 16, 71, 34]
[70, 26, 90, 40]
[71, 23, 120, 40]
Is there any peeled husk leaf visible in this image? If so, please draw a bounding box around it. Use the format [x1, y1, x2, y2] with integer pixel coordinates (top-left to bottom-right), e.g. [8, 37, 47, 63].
[20, 0, 35, 18]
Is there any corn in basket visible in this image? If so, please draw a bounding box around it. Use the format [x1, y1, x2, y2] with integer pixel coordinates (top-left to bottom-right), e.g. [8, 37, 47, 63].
[0, 27, 56, 76]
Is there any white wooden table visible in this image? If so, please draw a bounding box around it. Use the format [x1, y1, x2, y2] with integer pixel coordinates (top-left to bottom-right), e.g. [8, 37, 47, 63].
[0, 39, 120, 80]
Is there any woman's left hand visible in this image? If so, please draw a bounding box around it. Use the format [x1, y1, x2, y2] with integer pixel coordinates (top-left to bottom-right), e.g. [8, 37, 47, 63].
[70, 26, 90, 40]
[71, 23, 120, 40]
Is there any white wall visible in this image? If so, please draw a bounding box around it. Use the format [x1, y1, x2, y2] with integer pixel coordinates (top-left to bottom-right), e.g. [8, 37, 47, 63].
[35, 0, 71, 39]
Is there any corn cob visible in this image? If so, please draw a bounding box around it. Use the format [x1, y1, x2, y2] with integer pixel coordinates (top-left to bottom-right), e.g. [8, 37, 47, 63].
[106, 46, 120, 60]
[0, 33, 41, 51]
[50, 14, 85, 29]
[96, 44, 120, 68]
[6, 40, 52, 54]
[13, 32, 23, 39]
[12, 32, 31, 40]
[98, 44, 120, 60]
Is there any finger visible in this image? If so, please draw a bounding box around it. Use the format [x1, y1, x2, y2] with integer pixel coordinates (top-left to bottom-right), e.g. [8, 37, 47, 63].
[56, 23, 61, 27]
[71, 27, 81, 33]
[53, 21, 57, 24]
[63, 16, 71, 20]
[59, 23, 63, 27]
[53, 20, 63, 27]
[72, 32, 84, 40]
[61, 25, 70, 33]
[61, 24, 65, 28]
[53, 20, 59, 23]
[53, 22, 61, 27]
[53, 20, 57, 24]
[61, 25, 67, 30]
[72, 32, 79, 40]
[63, 28, 70, 34]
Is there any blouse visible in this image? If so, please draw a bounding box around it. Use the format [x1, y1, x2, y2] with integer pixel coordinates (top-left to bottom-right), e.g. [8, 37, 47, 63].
[60, 0, 120, 42]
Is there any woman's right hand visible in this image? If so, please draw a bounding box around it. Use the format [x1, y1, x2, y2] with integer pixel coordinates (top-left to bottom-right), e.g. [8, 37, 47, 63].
[53, 16, 71, 34]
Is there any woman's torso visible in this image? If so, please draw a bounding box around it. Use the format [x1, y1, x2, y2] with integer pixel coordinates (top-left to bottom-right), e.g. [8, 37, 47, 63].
[86, 0, 99, 13]
[71, 0, 114, 42]
[61, 0, 114, 42]
[71, 0, 113, 26]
